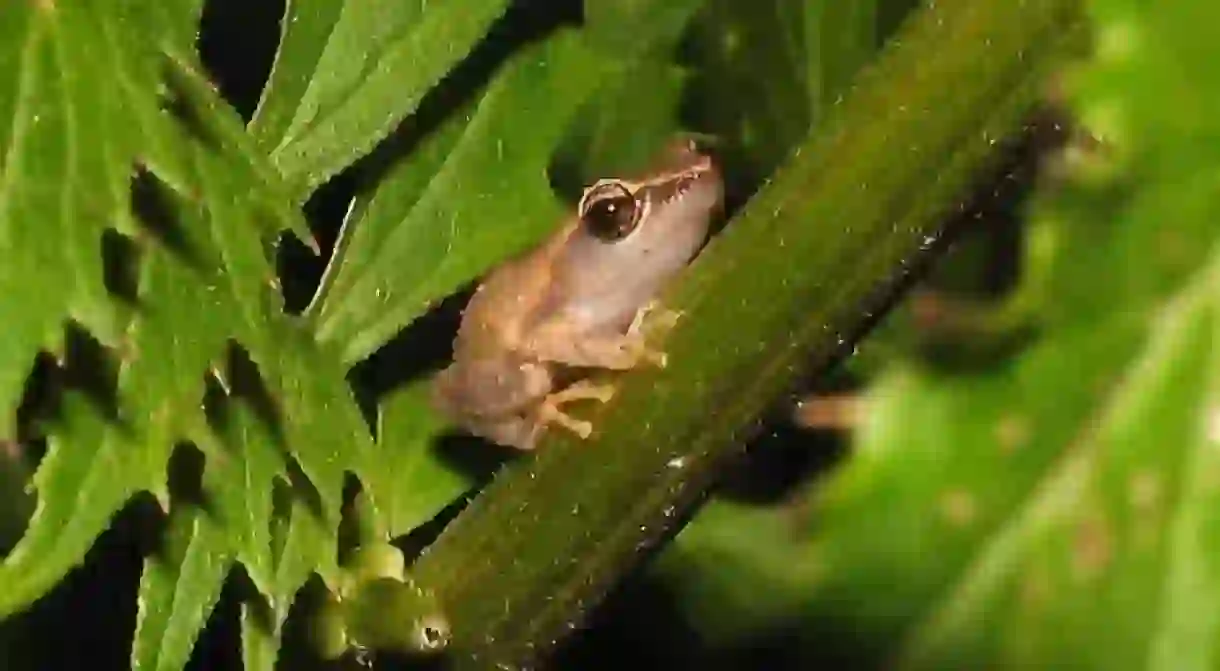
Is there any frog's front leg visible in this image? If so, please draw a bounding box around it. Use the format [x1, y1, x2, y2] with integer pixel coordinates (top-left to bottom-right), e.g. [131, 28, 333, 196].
[536, 380, 618, 440]
[462, 380, 617, 450]
[525, 301, 682, 371]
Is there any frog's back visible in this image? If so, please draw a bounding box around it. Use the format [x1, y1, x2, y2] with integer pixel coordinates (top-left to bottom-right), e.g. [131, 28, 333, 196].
[431, 237, 566, 437]
[451, 227, 572, 358]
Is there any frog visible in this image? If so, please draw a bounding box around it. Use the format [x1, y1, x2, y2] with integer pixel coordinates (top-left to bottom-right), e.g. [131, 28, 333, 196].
[430, 139, 724, 450]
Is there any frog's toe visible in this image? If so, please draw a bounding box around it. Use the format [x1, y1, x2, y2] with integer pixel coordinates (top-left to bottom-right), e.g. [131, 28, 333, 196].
[644, 349, 668, 368]
[629, 301, 683, 336]
[570, 419, 594, 440]
[550, 380, 617, 405]
[536, 381, 620, 441]
[651, 307, 684, 331]
[539, 405, 594, 439]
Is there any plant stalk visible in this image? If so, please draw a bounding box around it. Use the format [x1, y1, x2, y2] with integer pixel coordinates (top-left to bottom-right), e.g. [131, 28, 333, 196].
[406, 0, 1086, 667]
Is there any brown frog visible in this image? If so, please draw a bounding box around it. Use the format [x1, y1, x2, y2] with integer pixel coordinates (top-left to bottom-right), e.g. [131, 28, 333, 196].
[431, 140, 723, 450]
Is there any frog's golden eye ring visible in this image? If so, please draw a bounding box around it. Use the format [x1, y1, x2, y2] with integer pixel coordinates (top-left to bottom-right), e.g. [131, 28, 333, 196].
[579, 182, 640, 242]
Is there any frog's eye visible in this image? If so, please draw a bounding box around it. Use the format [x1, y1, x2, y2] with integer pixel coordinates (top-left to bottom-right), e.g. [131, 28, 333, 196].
[579, 182, 640, 242]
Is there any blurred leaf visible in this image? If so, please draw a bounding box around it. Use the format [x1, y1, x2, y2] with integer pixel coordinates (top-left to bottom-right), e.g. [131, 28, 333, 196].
[683, 0, 879, 192]
[251, 0, 512, 194]
[802, 1, 878, 114]
[899, 274, 1219, 669]
[551, 59, 690, 195]
[583, 0, 713, 56]
[657, 1, 1220, 668]
[0, 444, 33, 555]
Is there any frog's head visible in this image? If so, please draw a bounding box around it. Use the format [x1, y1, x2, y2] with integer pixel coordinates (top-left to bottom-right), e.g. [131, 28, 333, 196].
[556, 139, 723, 330]
[575, 139, 722, 257]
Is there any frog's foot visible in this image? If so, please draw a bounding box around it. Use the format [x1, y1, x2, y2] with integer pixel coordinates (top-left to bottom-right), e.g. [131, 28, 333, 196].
[624, 300, 683, 368]
[616, 332, 668, 369]
[523, 301, 680, 371]
[526, 329, 667, 371]
[537, 381, 617, 440]
[628, 300, 683, 338]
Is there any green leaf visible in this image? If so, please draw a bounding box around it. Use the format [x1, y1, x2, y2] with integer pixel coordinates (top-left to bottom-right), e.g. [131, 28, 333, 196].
[254, 0, 512, 193]
[132, 508, 232, 671]
[240, 607, 282, 671]
[238, 496, 335, 671]
[356, 381, 470, 542]
[4, 397, 141, 615]
[0, 1, 142, 440]
[132, 399, 309, 671]
[246, 0, 344, 152]
[0, 10, 372, 671]
[0, 0, 247, 612]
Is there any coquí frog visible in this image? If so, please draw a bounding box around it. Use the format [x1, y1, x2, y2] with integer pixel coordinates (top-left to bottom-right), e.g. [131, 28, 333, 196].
[431, 139, 723, 450]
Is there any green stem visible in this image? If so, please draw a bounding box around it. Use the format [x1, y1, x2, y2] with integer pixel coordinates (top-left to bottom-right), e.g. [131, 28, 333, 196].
[409, 0, 1086, 667]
